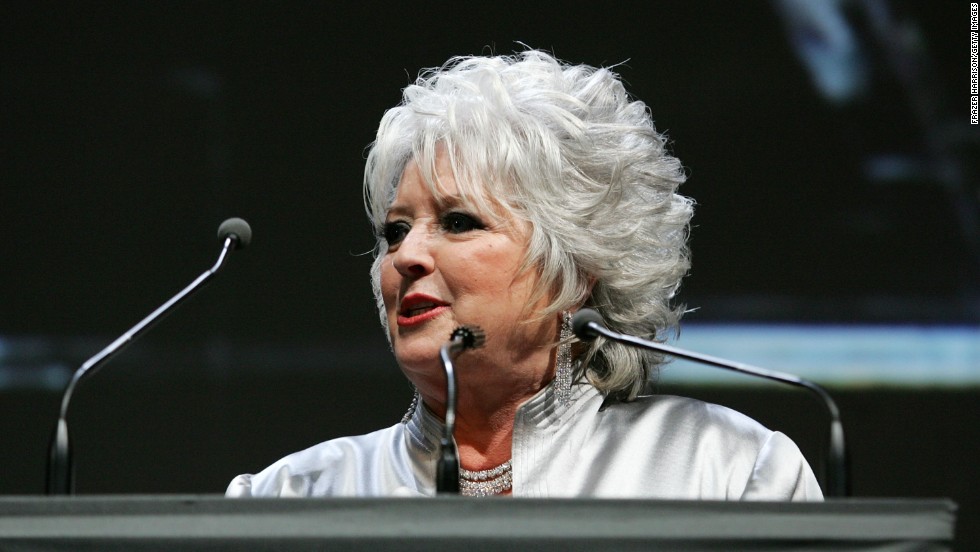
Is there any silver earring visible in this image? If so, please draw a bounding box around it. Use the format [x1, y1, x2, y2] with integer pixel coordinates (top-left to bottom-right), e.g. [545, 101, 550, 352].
[401, 388, 420, 424]
[554, 311, 573, 407]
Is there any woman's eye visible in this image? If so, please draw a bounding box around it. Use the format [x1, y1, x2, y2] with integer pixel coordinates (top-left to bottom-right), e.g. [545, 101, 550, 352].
[441, 212, 484, 234]
[382, 221, 410, 245]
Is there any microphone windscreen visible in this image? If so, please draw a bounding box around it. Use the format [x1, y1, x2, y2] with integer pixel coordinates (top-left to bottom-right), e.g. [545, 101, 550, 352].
[571, 308, 604, 340]
[218, 218, 252, 250]
[451, 326, 486, 350]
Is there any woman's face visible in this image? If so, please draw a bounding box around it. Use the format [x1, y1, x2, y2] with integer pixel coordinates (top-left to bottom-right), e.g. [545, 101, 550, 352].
[379, 151, 557, 403]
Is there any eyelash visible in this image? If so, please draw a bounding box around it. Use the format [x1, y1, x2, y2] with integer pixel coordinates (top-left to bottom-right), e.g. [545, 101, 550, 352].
[381, 211, 486, 246]
[381, 221, 410, 245]
[441, 211, 485, 234]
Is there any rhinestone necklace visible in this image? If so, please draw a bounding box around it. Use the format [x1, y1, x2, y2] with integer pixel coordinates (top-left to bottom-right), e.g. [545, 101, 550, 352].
[459, 460, 513, 496]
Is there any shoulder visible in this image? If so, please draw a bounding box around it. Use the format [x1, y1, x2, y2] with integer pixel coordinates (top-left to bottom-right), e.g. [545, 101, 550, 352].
[596, 394, 775, 462]
[226, 423, 405, 498]
[593, 394, 823, 500]
[601, 394, 771, 441]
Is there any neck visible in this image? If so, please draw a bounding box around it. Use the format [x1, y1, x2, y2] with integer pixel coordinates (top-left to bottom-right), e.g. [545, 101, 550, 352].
[452, 400, 521, 470]
[412, 330, 560, 471]
[419, 370, 550, 471]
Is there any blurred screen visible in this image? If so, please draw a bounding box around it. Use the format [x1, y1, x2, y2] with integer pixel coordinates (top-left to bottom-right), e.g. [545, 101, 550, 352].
[1, 1, 977, 391]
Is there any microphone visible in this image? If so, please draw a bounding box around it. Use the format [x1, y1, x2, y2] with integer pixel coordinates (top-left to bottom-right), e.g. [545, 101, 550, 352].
[571, 308, 848, 498]
[46, 218, 252, 495]
[436, 325, 486, 494]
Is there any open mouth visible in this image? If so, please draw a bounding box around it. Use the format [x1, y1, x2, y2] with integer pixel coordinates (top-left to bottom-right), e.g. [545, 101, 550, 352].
[397, 295, 449, 326]
[402, 303, 438, 317]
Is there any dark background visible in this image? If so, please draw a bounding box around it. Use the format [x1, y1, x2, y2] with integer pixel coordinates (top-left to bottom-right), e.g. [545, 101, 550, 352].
[2, 0, 978, 548]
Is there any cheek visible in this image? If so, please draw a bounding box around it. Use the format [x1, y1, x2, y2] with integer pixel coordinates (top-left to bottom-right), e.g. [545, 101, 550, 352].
[378, 257, 399, 312]
[463, 246, 532, 300]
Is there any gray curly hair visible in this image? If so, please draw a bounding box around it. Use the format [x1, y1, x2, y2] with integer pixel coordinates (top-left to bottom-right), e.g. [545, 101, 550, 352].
[363, 50, 693, 400]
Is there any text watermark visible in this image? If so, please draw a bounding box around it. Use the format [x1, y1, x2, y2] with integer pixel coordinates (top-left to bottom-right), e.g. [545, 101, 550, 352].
[972, 3, 978, 123]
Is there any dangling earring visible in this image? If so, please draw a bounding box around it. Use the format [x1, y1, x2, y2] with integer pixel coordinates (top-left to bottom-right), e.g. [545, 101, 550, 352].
[554, 311, 574, 407]
[401, 387, 420, 424]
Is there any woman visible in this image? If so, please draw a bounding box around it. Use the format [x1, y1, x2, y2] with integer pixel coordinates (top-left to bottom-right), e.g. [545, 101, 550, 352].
[227, 50, 822, 500]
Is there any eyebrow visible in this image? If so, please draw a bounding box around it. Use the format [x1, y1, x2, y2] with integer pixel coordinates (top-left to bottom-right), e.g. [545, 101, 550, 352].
[385, 204, 412, 219]
[385, 194, 466, 219]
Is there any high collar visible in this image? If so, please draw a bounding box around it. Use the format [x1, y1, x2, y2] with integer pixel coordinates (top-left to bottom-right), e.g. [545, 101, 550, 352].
[404, 378, 600, 455]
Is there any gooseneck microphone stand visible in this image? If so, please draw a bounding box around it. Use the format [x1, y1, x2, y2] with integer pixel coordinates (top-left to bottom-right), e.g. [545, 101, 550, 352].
[436, 326, 486, 494]
[46, 218, 251, 495]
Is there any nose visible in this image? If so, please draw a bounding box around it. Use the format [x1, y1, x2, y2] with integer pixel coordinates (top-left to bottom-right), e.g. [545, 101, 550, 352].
[390, 226, 435, 278]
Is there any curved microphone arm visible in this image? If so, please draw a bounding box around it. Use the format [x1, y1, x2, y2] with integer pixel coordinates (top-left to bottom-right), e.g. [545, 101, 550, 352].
[573, 309, 848, 497]
[46, 219, 250, 495]
[435, 326, 485, 495]
[436, 339, 463, 495]
[56, 236, 237, 421]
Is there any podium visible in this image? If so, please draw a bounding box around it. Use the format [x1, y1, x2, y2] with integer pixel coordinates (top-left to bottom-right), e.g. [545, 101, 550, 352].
[0, 496, 956, 551]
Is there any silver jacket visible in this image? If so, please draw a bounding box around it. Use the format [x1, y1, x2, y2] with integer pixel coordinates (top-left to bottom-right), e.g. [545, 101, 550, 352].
[227, 382, 823, 500]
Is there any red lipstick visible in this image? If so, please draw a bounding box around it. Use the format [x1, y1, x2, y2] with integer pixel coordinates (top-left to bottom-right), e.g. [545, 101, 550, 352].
[397, 293, 449, 327]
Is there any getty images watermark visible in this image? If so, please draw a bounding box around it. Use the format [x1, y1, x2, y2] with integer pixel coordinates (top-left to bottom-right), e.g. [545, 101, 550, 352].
[972, 3, 979, 123]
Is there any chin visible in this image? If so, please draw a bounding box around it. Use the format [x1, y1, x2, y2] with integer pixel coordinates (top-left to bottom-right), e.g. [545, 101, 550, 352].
[390, 312, 459, 362]
[392, 335, 443, 368]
